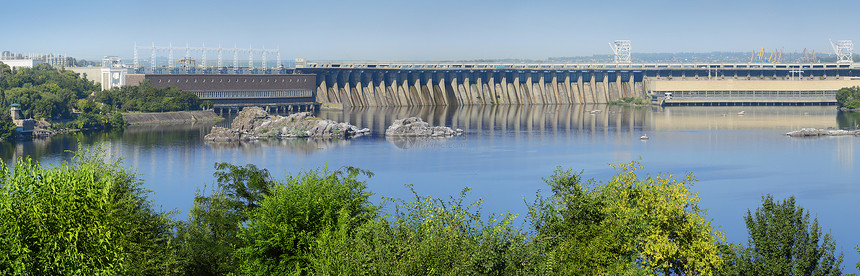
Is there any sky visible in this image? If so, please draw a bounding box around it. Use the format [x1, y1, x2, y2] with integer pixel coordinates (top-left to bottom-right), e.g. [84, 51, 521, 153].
[1, 0, 858, 61]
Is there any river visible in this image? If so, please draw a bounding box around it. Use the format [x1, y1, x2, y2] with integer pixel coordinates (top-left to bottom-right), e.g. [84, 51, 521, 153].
[2, 104, 859, 271]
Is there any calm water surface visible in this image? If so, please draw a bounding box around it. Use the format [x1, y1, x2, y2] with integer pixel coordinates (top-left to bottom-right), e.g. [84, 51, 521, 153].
[2, 105, 859, 271]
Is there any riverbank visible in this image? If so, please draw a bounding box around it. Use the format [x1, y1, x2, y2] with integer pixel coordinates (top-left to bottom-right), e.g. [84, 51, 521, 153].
[123, 110, 222, 125]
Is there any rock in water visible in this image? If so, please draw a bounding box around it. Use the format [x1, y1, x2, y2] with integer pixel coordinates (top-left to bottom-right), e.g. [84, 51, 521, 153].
[204, 107, 370, 142]
[785, 128, 860, 137]
[231, 106, 268, 131]
[385, 117, 464, 137]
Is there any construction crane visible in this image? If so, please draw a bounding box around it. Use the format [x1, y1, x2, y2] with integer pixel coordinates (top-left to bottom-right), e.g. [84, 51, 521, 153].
[757, 47, 765, 63]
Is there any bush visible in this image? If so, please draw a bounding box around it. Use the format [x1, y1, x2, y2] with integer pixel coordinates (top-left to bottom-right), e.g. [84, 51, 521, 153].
[0, 146, 179, 275]
[315, 186, 527, 275]
[235, 166, 378, 275]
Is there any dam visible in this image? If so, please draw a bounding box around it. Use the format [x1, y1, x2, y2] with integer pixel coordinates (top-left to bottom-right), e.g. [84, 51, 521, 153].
[295, 62, 860, 107]
[125, 42, 860, 107]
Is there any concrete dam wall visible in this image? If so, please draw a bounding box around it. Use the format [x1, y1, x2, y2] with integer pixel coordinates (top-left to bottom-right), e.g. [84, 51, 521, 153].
[299, 69, 648, 107]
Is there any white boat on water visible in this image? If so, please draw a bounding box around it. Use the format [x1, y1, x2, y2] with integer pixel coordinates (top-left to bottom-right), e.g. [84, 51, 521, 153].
[738, 111, 745, 115]
[640, 134, 649, 140]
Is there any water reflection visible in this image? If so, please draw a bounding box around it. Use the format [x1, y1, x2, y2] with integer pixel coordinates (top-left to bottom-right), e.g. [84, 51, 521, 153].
[320, 104, 653, 136]
[837, 111, 860, 129]
[0, 105, 849, 163]
[205, 138, 355, 152]
[653, 106, 838, 130]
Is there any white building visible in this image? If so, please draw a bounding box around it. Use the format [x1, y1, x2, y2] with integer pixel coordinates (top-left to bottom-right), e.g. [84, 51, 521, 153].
[99, 56, 128, 90]
[0, 58, 44, 69]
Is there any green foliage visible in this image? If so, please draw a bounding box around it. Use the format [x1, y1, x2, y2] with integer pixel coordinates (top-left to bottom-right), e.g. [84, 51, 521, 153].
[315, 185, 528, 275]
[722, 195, 843, 276]
[236, 166, 377, 275]
[0, 113, 16, 141]
[109, 112, 126, 129]
[174, 162, 277, 275]
[0, 63, 98, 120]
[0, 145, 179, 275]
[527, 161, 724, 275]
[2, 154, 848, 275]
[836, 86, 860, 110]
[200, 100, 213, 110]
[96, 80, 201, 112]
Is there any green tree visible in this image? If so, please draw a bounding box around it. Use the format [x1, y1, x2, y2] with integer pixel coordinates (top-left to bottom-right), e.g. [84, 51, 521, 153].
[723, 195, 843, 276]
[174, 163, 277, 275]
[96, 80, 201, 113]
[527, 161, 724, 275]
[836, 86, 860, 110]
[0, 113, 16, 141]
[235, 166, 377, 275]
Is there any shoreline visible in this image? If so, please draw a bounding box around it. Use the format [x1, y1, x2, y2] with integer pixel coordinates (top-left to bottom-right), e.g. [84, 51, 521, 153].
[123, 110, 222, 126]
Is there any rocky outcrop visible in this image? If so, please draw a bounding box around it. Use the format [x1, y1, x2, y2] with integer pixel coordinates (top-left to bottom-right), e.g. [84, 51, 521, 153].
[385, 117, 463, 137]
[204, 107, 369, 142]
[786, 128, 860, 137]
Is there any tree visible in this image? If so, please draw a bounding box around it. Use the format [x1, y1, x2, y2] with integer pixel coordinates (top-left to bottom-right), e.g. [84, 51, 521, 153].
[0, 113, 16, 141]
[836, 86, 860, 110]
[236, 166, 377, 275]
[527, 161, 724, 275]
[174, 162, 277, 275]
[723, 195, 843, 276]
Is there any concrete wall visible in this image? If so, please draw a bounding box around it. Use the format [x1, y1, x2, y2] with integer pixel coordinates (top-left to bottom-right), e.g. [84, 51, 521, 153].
[66, 67, 103, 84]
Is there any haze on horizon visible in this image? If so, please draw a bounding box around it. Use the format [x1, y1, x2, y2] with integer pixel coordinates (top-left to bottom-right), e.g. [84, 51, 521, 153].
[2, 0, 857, 61]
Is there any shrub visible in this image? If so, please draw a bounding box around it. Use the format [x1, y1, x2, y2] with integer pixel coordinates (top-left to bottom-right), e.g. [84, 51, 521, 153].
[236, 166, 377, 275]
[315, 186, 528, 275]
[0, 146, 179, 275]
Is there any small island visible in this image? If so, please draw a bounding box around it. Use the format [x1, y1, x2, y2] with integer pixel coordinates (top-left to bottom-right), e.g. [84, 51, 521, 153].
[786, 128, 860, 137]
[385, 117, 463, 137]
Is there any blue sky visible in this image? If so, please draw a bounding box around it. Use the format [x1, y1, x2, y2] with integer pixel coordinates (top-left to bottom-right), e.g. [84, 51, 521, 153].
[2, 0, 857, 61]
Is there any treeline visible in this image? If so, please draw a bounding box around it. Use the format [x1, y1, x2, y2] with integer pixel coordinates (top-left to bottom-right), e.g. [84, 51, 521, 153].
[0, 62, 209, 140]
[0, 63, 99, 120]
[837, 86, 860, 110]
[0, 62, 121, 136]
[0, 150, 850, 275]
[96, 80, 211, 112]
